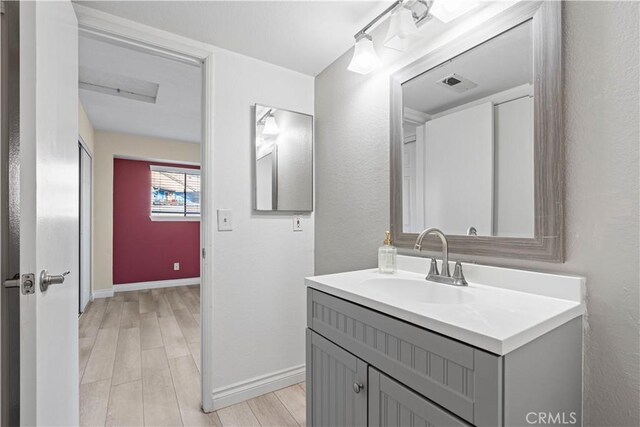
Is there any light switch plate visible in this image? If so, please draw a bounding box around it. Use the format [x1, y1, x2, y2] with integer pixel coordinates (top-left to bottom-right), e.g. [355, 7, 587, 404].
[173, 262, 180, 271]
[217, 209, 233, 231]
[293, 215, 303, 232]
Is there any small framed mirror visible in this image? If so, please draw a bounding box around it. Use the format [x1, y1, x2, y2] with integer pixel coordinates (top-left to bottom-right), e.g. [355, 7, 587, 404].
[254, 104, 313, 212]
[390, 1, 562, 261]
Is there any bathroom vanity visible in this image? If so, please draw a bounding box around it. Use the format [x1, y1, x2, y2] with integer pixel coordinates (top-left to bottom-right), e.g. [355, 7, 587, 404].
[305, 257, 584, 427]
[305, 1, 580, 424]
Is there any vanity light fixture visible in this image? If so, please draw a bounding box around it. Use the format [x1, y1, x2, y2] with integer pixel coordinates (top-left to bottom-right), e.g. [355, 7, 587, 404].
[348, 0, 432, 74]
[262, 112, 280, 136]
[348, 34, 381, 74]
[384, 5, 420, 51]
[429, 0, 480, 23]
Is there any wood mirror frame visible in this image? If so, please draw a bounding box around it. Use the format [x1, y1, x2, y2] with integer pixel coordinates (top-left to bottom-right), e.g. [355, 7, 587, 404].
[390, 1, 563, 262]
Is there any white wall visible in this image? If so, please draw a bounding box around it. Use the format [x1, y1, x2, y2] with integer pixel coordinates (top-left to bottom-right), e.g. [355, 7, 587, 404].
[211, 47, 314, 399]
[79, 101, 95, 153]
[314, 2, 639, 425]
[93, 132, 200, 292]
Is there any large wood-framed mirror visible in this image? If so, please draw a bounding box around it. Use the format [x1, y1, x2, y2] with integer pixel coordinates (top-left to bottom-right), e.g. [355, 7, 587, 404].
[390, 1, 563, 262]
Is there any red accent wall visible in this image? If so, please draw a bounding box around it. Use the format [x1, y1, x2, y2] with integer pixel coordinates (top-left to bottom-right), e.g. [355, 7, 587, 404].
[113, 159, 200, 284]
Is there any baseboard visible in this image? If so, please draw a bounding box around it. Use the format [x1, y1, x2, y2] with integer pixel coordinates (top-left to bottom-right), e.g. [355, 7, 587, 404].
[211, 365, 305, 411]
[114, 277, 200, 292]
[92, 289, 114, 299]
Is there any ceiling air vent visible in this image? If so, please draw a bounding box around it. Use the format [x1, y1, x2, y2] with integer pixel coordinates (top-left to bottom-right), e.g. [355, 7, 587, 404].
[436, 73, 478, 93]
[79, 66, 159, 104]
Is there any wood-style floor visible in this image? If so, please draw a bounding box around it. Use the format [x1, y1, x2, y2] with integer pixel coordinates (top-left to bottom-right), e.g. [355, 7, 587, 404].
[79, 285, 306, 426]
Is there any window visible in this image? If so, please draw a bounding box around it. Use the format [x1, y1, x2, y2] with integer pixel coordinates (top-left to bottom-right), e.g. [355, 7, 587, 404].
[150, 165, 200, 220]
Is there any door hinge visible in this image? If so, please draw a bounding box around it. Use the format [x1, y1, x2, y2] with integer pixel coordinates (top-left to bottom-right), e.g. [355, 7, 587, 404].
[0, 1, 5, 15]
[201, 248, 206, 259]
[3, 273, 35, 294]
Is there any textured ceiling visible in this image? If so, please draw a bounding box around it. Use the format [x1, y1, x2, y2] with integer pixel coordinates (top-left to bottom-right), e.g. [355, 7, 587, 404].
[74, 0, 388, 76]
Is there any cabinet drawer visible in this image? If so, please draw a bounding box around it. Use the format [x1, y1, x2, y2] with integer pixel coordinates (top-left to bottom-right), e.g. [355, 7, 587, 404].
[369, 368, 471, 427]
[308, 288, 502, 426]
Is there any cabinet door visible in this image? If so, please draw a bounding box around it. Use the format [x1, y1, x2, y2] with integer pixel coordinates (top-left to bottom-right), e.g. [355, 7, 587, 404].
[369, 368, 471, 427]
[307, 330, 367, 427]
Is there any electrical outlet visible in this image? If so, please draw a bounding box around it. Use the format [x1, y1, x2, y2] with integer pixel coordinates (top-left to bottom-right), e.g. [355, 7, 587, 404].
[173, 262, 180, 271]
[293, 215, 303, 232]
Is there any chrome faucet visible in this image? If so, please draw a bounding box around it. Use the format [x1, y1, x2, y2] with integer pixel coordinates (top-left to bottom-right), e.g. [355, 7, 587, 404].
[414, 228, 467, 286]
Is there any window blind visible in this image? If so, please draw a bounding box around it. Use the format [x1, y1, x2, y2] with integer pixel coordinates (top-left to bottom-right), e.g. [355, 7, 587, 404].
[150, 166, 200, 217]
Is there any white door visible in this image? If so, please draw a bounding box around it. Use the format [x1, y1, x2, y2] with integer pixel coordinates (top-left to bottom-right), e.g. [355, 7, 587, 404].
[79, 144, 92, 313]
[18, 1, 80, 425]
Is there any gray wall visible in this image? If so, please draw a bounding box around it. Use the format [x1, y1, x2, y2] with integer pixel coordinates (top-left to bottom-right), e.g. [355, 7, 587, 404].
[314, 2, 639, 426]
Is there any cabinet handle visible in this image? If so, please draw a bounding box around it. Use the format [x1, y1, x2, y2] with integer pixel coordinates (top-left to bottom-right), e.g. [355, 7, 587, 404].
[353, 383, 364, 394]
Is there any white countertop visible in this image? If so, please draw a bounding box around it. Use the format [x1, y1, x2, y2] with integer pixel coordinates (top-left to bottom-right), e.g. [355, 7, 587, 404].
[305, 257, 585, 355]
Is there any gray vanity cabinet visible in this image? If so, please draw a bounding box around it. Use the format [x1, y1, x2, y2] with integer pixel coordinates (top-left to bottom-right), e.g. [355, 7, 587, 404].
[307, 330, 368, 426]
[306, 288, 583, 427]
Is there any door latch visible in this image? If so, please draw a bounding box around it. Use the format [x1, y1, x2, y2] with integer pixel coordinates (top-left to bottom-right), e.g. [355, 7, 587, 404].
[3, 273, 35, 295]
[22, 273, 35, 294]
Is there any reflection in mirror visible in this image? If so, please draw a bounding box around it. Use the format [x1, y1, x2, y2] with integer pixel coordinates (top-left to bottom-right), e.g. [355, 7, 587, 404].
[254, 105, 313, 212]
[401, 21, 533, 237]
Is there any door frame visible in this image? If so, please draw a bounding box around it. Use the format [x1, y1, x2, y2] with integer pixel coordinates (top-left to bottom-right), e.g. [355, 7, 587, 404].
[73, 4, 216, 411]
[1, 2, 21, 424]
[78, 138, 92, 314]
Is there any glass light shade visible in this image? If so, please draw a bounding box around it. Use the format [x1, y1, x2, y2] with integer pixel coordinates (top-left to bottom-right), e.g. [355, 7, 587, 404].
[384, 7, 419, 51]
[348, 37, 381, 75]
[429, 0, 480, 23]
[262, 115, 280, 135]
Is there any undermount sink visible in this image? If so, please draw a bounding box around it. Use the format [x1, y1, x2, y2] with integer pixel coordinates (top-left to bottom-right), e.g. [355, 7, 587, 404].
[356, 276, 475, 305]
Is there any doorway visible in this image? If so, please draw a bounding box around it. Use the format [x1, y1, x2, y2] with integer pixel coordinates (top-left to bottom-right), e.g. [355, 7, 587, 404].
[75, 7, 214, 418]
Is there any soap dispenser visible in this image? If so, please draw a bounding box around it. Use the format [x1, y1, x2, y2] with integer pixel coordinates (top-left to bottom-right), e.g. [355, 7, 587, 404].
[378, 231, 397, 274]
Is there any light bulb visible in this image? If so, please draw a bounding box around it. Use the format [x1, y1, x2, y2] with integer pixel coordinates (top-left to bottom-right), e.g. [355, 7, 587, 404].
[347, 36, 381, 75]
[262, 114, 280, 136]
[384, 6, 419, 51]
